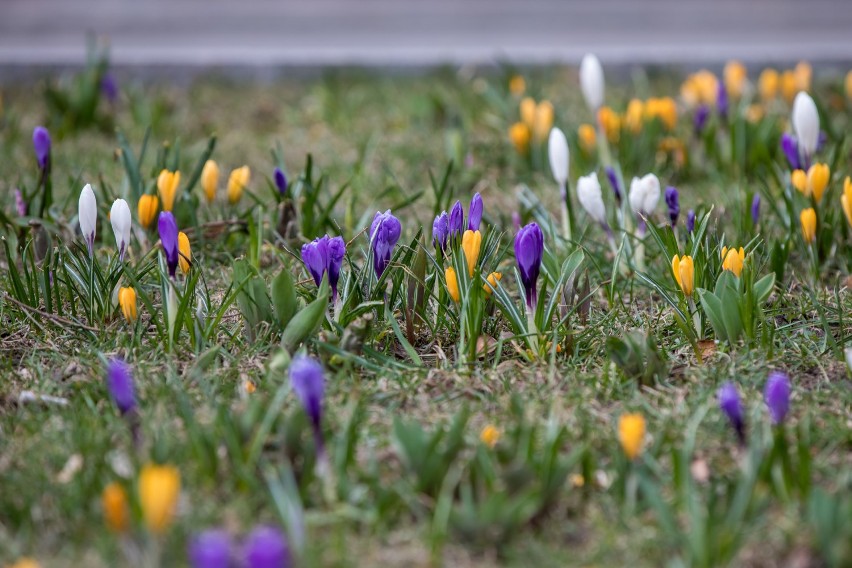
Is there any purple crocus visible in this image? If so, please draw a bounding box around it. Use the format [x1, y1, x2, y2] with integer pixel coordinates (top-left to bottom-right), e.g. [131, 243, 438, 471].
[369, 210, 401, 279]
[101, 72, 118, 104]
[32, 126, 51, 172]
[327, 237, 345, 301]
[448, 200, 464, 238]
[243, 526, 290, 568]
[301, 235, 345, 301]
[716, 82, 728, 118]
[665, 186, 680, 226]
[686, 210, 696, 234]
[274, 168, 288, 196]
[188, 529, 232, 568]
[605, 166, 622, 205]
[780, 134, 801, 171]
[468, 192, 483, 231]
[694, 105, 710, 134]
[514, 222, 544, 310]
[718, 382, 745, 444]
[14, 189, 27, 217]
[764, 371, 791, 425]
[751, 194, 761, 226]
[290, 354, 324, 433]
[158, 211, 179, 277]
[432, 212, 449, 251]
[107, 358, 136, 415]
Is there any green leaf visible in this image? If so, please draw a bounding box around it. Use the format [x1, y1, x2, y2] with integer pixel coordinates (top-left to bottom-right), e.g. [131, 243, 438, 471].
[271, 268, 298, 328]
[698, 289, 728, 343]
[753, 273, 776, 304]
[281, 277, 329, 352]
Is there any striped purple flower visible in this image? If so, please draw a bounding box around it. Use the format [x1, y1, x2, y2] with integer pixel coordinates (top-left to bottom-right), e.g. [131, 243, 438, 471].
[605, 166, 622, 205]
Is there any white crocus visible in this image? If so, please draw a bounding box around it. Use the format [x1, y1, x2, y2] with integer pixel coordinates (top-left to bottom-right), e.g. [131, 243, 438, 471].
[845, 347, 852, 373]
[628, 174, 661, 216]
[548, 127, 570, 189]
[580, 53, 605, 112]
[792, 91, 819, 160]
[576, 173, 606, 225]
[109, 198, 132, 261]
[78, 184, 97, 257]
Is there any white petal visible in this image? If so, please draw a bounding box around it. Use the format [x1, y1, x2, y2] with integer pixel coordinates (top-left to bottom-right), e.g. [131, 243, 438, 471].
[580, 54, 605, 112]
[792, 92, 819, 157]
[548, 127, 570, 185]
[78, 184, 97, 240]
[640, 174, 661, 213]
[110, 198, 132, 249]
[577, 172, 606, 224]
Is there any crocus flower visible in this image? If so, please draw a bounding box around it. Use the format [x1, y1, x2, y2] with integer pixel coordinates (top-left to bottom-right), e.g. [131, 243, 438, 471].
[178, 232, 192, 274]
[189, 529, 232, 568]
[468, 192, 483, 231]
[509, 122, 531, 155]
[369, 210, 401, 279]
[759, 68, 779, 101]
[228, 166, 251, 204]
[723, 60, 747, 99]
[841, 177, 852, 228]
[158, 211, 179, 277]
[274, 167, 288, 196]
[721, 246, 745, 277]
[514, 223, 543, 310]
[605, 166, 622, 205]
[243, 525, 290, 568]
[290, 354, 325, 440]
[461, 229, 481, 277]
[102, 482, 129, 533]
[671, 255, 694, 296]
[780, 133, 801, 170]
[751, 194, 761, 226]
[533, 101, 554, 141]
[618, 413, 645, 461]
[32, 126, 51, 171]
[327, 236, 345, 300]
[480, 425, 501, 448]
[628, 174, 661, 233]
[107, 358, 136, 415]
[548, 127, 570, 195]
[580, 53, 605, 112]
[806, 163, 830, 202]
[301, 235, 346, 301]
[118, 286, 138, 323]
[79, 184, 97, 257]
[686, 210, 696, 233]
[764, 371, 791, 424]
[110, 198, 132, 261]
[157, 170, 180, 212]
[445, 267, 460, 303]
[138, 194, 158, 229]
[694, 105, 710, 133]
[792, 92, 819, 164]
[718, 382, 745, 444]
[578, 124, 596, 153]
[511, 211, 521, 232]
[791, 169, 808, 195]
[448, 200, 464, 238]
[139, 464, 180, 534]
[432, 212, 449, 251]
[101, 72, 118, 103]
[14, 188, 27, 217]
[483, 272, 502, 296]
[716, 81, 729, 118]
[576, 172, 607, 226]
[201, 160, 219, 203]
[800, 208, 817, 244]
[665, 186, 680, 226]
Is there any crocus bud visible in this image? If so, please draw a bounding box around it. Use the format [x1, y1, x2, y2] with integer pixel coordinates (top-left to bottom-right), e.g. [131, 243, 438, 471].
[138, 194, 158, 229]
[792, 92, 819, 163]
[228, 166, 250, 204]
[721, 246, 745, 277]
[751, 194, 761, 226]
[110, 199, 132, 261]
[79, 184, 97, 257]
[274, 167, 288, 196]
[723, 60, 747, 99]
[178, 231, 192, 274]
[628, 174, 661, 217]
[290, 354, 324, 442]
[716, 81, 728, 118]
[188, 529, 232, 568]
[514, 222, 543, 310]
[448, 200, 464, 238]
[686, 210, 696, 233]
[618, 413, 645, 461]
[139, 464, 180, 534]
[445, 266, 460, 302]
[509, 122, 531, 155]
[717, 382, 745, 444]
[157, 170, 181, 212]
[605, 167, 622, 205]
[118, 286, 138, 323]
[671, 255, 695, 296]
[665, 186, 680, 226]
[576, 172, 606, 225]
[759, 68, 779, 101]
[578, 124, 596, 154]
[243, 526, 290, 568]
[547, 127, 570, 191]
[468, 192, 483, 231]
[694, 105, 710, 133]
[780, 133, 801, 170]
[579, 53, 605, 112]
[800, 207, 817, 244]
[483, 272, 502, 296]
[791, 169, 808, 195]
[158, 211, 179, 277]
[806, 163, 829, 202]
[301, 236, 328, 287]
[461, 229, 482, 277]
[369, 210, 401, 279]
[102, 482, 129, 533]
[107, 358, 136, 415]
[32, 126, 51, 171]
[14, 188, 27, 217]
[841, 177, 852, 228]
[533, 101, 554, 141]
[432, 212, 449, 250]
[327, 236, 345, 302]
[764, 371, 790, 425]
[520, 97, 536, 128]
[201, 160, 219, 203]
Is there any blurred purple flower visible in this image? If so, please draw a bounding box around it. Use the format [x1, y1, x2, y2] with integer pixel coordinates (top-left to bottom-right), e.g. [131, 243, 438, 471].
[158, 211, 179, 277]
[290, 354, 325, 434]
[244, 526, 290, 568]
[716, 82, 728, 118]
[665, 186, 680, 226]
[468, 192, 483, 231]
[32, 126, 51, 172]
[188, 529, 232, 568]
[432, 212, 448, 251]
[686, 210, 696, 234]
[751, 194, 761, 226]
[448, 200, 464, 238]
[816, 130, 827, 153]
[718, 381, 745, 444]
[764, 371, 791, 425]
[274, 168, 288, 196]
[14, 189, 27, 217]
[107, 358, 136, 415]
[369, 210, 401, 279]
[780, 133, 800, 170]
[514, 222, 543, 310]
[101, 72, 118, 103]
[694, 105, 710, 134]
[605, 166, 622, 205]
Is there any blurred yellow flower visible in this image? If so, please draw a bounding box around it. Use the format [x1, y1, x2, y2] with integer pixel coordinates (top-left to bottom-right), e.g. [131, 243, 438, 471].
[841, 177, 852, 227]
[137, 194, 159, 229]
[780, 70, 797, 103]
[597, 106, 621, 143]
[745, 104, 765, 123]
[671, 255, 695, 296]
[509, 75, 526, 96]
[102, 482, 129, 533]
[461, 229, 482, 277]
[480, 424, 501, 448]
[724, 60, 747, 98]
[800, 208, 817, 244]
[646, 97, 677, 130]
[7, 559, 40, 568]
[533, 100, 554, 141]
[578, 124, 597, 153]
[625, 99, 644, 133]
[445, 266, 460, 303]
[118, 286, 137, 323]
[483, 271, 502, 296]
[509, 122, 531, 155]
[758, 68, 779, 101]
[845, 70, 852, 101]
[807, 163, 830, 202]
[157, 170, 180, 212]
[178, 231, 192, 274]
[681, 70, 717, 106]
[228, 166, 251, 204]
[794, 61, 812, 92]
[618, 413, 645, 461]
[139, 463, 180, 534]
[201, 159, 219, 203]
[520, 97, 536, 128]
[791, 169, 808, 195]
[721, 246, 745, 277]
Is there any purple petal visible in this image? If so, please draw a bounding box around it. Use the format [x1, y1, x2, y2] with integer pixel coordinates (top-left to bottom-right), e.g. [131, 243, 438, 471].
[764, 371, 791, 425]
[32, 126, 51, 171]
[158, 212, 179, 277]
[107, 358, 136, 415]
[188, 529, 232, 568]
[243, 525, 290, 568]
[468, 193, 483, 231]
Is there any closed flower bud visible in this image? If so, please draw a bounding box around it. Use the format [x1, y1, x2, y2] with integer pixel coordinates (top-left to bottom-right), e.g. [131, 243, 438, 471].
[139, 463, 180, 534]
[781, 133, 801, 170]
[764, 371, 791, 424]
[118, 286, 138, 323]
[841, 177, 852, 228]
[577, 124, 596, 153]
[597, 106, 620, 142]
[178, 231, 191, 274]
[718, 382, 746, 444]
[791, 169, 808, 195]
[33, 126, 51, 171]
[576, 172, 606, 225]
[432, 212, 449, 250]
[483, 272, 502, 296]
[686, 209, 696, 233]
[445, 266, 460, 303]
[468, 192, 483, 231]
[671, 255, 695, 296]
[665, 186, 680, 226]
[274, 167, 288, 196]
[301, 235, 346, 301]
[369, 210, 401, 278]
[721, 246, 745, 277]
[137, 194, 158, 229]
[792, 92, 820, 161]
[79, 184, 98, 257]
[107, 358, 136, 415]
[227, 166, 250, 204]
[806, 163, 829, 202]
[290, 355, 325, 447]
[628, 173, 661, 216]
[448, 200, 464, 239]
[548, 127, 570, 187]
[625, 99, 644, 133]
[461, 229, 482, 277]
[110, 199, 132, 261]
[509, 75, 525, 96]
[157, 170, 181, 212]
[514, 223, 544, 310]
[200, 160, 219, 203]
[509, 122, 531, 155]
[618, 413, 645, 461]
[794, 61, 812, 92]
[158, 211, 180, 277]
[800, 207, 817, 244]
[605, 166, 622, 204]
[780, 70, 796, 103]
[751, 194, 761, 226]
[102, 482, 129, 533]
[580, 53, 605, 112]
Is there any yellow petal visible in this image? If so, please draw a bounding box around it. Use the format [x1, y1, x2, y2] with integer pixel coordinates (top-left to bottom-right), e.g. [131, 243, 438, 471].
[139, 464, 180, 534]
[618, 413, 646, 461]
[445, 267, 460, 303]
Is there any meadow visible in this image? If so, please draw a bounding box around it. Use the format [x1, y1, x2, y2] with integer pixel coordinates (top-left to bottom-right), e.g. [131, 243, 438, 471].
[0, 55, 851, 567]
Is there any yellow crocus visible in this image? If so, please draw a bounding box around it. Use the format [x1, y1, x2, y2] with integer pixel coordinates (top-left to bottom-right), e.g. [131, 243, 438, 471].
[157, 170, 180, 212]
[724, 60, 747, 98]
[200, 159, 219, 203]
[480, 425, 501, 448]
[597, 106, 621, 143]
[794, 61, 812, 92]
[520, 97, 536, 128]
[625, 99, 644, 133]
[800, 208, 817, 244]
[578, 124, 597, 153]
[533, 100, 554, 141]
[721, 246, 745, 277]
[618, 413, 646, 461]
[137, 194, 159, 229]
[139, 463, 180, 534]
[509, 122, 531, 155]
[806, 163, 830, 202]
[509, 75, 526, 96]
[228, 166, 251, 204]
[118, 286, 137, 323]
[780, 70, 797, 103]
[445, 266, 460, 303]
[758, 68, 779, 101]
[671, 255, 695, 296]
[7, 559, 40, 568]
[461, 229, 482, 277]
[102, 482, 129, 533]
[646, 97, 677, 130]
[483, 271, 502, 296]
[791, 169, 808, 195]
[842, 177, 852, 228]
[178, 231, 191, 274]
[845, 70, 852, 101]
[745, 104, 765, 124]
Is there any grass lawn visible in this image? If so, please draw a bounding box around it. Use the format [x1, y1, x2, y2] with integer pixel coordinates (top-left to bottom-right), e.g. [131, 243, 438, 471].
[0, 60, 851, 567]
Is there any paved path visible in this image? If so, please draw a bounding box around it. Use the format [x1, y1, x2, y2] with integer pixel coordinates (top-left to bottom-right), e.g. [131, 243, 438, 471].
[2, 0, 852, 69]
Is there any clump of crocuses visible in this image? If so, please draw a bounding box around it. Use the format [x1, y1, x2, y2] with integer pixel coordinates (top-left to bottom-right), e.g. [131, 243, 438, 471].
[301, 235, 346, 302]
